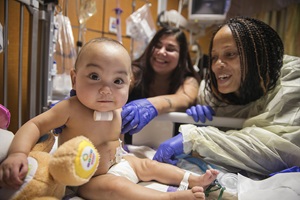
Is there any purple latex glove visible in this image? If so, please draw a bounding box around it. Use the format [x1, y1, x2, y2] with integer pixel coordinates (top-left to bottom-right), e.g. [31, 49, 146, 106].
[153, 133, 184, 165]
[121, 99, 158, 135]
[186, 105, 215, 123]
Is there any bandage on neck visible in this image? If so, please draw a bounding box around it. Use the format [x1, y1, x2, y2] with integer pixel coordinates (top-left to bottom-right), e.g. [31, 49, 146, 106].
[94, 111, 113, 121]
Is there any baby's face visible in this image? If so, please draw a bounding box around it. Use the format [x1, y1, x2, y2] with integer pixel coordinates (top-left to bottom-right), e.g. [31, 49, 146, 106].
[71, 42, 131, 112]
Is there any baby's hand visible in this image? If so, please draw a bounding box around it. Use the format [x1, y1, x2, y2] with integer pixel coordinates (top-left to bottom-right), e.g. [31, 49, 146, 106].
[0, 152, 28, 189]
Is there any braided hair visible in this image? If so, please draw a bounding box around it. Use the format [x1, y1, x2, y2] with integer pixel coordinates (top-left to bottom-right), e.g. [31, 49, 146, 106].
[206, 16, 284, 105]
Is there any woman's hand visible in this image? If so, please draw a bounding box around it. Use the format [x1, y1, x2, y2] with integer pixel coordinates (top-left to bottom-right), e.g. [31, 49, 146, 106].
[153, 133, 184, 165]
[186, 105, 215, 123]
[121, 99, 158, 135]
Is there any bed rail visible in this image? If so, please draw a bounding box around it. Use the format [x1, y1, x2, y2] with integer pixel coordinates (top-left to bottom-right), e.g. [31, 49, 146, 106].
[156, 112, 245, 129]
[1, 0, 57, 130]
[133, 112, 245, 149]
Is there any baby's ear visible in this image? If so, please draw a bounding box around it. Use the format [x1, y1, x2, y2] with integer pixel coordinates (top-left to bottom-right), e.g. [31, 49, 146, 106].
[70, 69, 77, 88]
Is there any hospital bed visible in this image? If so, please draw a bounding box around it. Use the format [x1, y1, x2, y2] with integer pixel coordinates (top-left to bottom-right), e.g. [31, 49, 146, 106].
[2, 1, 299, 199]
[1, 1, 240, 199]
[62, 112, 244, 200]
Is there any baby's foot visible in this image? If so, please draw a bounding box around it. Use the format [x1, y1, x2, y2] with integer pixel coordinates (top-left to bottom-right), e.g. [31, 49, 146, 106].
[202, 169, 219, 188]
[170, 186, 205, 200]
[190, 169, 219, 189]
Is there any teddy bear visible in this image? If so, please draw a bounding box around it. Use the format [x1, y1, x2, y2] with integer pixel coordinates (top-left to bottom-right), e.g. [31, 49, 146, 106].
[0, 104, 100, 200]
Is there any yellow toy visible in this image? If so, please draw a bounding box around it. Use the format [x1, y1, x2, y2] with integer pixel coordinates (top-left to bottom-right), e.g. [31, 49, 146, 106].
[0, 105, 100, 200]
[1, 133, 100, 200]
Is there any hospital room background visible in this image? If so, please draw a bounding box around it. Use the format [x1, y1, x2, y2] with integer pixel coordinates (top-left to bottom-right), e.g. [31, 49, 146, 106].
[0, 0, 299, 134]
[0, 0, 300, 199]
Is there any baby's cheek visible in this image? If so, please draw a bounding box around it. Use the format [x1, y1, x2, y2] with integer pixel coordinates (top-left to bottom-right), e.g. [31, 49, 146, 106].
[118, 91, 129, 106]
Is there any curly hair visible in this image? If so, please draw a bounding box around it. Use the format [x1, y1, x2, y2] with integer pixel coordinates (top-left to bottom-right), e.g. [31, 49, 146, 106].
[206, 16, 284, 105]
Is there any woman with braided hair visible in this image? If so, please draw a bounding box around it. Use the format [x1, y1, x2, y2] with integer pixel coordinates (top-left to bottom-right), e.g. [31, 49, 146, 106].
[153, 16, 300, 176]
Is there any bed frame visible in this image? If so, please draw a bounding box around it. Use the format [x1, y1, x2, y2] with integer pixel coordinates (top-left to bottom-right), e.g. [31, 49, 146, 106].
[1, 0, 57, 128]
[133, 112, 245, 149]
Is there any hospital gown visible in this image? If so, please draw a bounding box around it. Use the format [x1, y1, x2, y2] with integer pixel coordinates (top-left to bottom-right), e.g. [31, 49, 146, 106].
[180, 55, 300, 175]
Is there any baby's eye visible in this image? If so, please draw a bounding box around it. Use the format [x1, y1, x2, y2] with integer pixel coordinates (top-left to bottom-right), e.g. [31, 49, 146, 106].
[89, 73, 100, 80]
[114, 78, 124, 85]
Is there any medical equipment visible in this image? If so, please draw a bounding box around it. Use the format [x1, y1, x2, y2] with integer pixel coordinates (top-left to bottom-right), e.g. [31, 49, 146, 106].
[126, 3, 156, 59]
[188, 0, 230, 24]
[93, 111, 113, 121]
[114, 0, 123, 43]
[217, 172, 238, 195]
[177, 171, 190, 191]
[52, 12, 77, 100]
[76, 0, 97, 52]
[157, 0, 231, 43]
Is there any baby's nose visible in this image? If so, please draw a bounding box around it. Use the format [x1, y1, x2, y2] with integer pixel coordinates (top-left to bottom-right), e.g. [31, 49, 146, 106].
[99, 85, 112, 94]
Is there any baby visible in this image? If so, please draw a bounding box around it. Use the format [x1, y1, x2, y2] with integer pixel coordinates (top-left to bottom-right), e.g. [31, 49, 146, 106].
[0, 37, 218, 200]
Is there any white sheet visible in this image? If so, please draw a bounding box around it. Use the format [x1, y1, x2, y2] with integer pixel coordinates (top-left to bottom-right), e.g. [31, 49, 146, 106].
[238, 172, 300, 200]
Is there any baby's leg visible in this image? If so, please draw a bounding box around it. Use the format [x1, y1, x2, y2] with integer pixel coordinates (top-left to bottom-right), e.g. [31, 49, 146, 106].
[123, 155, 187, 185]
[78, 173, 206, 200]
[123, 155, 218, 189]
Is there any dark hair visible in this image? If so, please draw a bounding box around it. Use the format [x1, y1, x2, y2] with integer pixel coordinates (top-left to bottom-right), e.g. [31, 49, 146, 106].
[75, 37, 129, 70]
[130, 27, 200, 99]
[206, 16, 284, 105]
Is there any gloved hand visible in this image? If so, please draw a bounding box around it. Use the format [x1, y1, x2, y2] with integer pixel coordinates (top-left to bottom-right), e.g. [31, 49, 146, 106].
[186, 105, 215, 123]
[121, 99, 158, 135]
[153, 133, 184, 165]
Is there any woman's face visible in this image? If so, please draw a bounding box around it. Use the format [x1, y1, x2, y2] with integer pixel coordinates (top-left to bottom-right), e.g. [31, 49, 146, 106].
[150, 35, 180, 76]
[211, 25, 241, 95]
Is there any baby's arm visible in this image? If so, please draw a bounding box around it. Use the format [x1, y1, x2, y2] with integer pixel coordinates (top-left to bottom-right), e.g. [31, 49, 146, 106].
[0, 100, 70, 189]
[0, 118, 49, 189]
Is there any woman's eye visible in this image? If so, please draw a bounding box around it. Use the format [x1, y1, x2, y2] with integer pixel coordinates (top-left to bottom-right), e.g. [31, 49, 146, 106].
[114, 79, 124, 85]
[211, 56, 217, 63]
[154, 43, 162, 49]
[89, 73, 100, 80]
[225, 51, 238, 58]
[166, 47, 177, 52]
